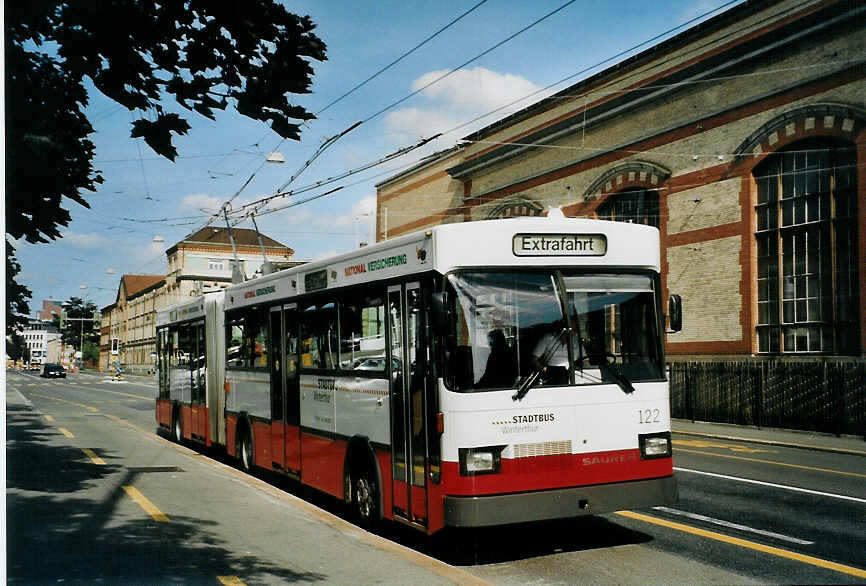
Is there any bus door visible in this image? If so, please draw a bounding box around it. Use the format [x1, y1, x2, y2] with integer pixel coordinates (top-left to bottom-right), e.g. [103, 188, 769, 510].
[388, 283, 428, 526]
[191, 322, 207, 440]
[283, 304, 301, 473]
[270, 304, 301, 473]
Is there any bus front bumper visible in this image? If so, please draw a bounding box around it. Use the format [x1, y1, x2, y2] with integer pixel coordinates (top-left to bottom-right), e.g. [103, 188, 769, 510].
[443, 475, 677, 528]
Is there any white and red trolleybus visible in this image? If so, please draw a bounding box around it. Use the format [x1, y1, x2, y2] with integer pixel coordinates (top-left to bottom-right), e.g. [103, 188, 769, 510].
[155, 292, 226, 446]
[158, 216, 681, 534]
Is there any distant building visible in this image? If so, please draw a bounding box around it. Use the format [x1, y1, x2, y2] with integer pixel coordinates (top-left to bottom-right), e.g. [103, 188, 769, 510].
[99, 275, 165, 373]
[163, 226, 296, 299]
[22, 319, 61, 366]
[99, 227, 296, 373]
[36, 299, 63, 322]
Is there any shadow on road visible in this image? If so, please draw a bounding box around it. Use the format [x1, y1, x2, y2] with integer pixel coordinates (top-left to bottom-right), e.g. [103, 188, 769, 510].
[6, 403, 327, 584]
[398, 516, 653, 567]
[240, 457, 654, 568]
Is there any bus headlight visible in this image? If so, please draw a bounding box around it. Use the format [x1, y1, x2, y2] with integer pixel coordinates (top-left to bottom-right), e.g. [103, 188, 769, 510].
[639, 432, 672, 459]
[459, 446, 504, 476]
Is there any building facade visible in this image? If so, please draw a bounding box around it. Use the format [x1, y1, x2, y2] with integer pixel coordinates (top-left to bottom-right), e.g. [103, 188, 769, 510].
[36, 299, 63, 322]
[376, 0, 865, 360]
[99, 227, 295, 373]
[99, 275, 166, 373]
[22, 320, 60, 366]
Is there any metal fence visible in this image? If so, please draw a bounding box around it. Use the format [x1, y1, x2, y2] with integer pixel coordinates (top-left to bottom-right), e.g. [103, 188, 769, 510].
[669, 360, 866, 437]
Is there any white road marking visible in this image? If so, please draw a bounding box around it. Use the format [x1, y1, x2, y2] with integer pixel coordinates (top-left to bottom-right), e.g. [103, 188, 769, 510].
[675, 467, 866, 504]
[653, 506, 814, 545]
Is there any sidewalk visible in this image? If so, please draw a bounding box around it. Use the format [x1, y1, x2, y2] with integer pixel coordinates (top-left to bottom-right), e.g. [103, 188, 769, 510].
[672, 418, 866, 456]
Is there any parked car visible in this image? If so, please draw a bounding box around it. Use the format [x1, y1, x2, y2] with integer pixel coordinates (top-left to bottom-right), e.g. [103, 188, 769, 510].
[41, 363, 67, 379]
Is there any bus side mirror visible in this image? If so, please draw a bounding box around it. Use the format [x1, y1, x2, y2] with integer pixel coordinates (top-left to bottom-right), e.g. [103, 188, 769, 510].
[668, 294, 682, 333]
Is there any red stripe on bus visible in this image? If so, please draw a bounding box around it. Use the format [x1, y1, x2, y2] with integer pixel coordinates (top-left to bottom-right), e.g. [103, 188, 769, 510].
[440, 449, 672, 495]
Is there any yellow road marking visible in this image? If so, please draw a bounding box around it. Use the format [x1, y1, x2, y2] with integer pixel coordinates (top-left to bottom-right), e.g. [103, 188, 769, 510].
[81, 448, 106, 465]
[616, 510, 866, 579]
[122, 486, 169, 522]
[673, 438, 776, 454]
[675, 447, 866, 479]
[43, 415, 54, 423]
[74, 386, 152, 401]
[217, 577, 247, 586]
[58, 427, 75, 438]
[30, 392, 100, 413]
[672, 429, 866, 457]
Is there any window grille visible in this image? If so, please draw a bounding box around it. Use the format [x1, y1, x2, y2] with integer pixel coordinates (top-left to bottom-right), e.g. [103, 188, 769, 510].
[755, 140, 859, 354]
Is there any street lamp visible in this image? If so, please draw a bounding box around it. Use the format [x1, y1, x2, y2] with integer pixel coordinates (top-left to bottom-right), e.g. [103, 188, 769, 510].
[354, 211, 373, 249]
[78, 285, 88, 370]
[266, 151, 286, 163]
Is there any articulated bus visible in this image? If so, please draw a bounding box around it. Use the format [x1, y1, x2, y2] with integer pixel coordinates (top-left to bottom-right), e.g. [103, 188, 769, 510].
[155, 292, 225, 445]
[157, 217, 680, 534]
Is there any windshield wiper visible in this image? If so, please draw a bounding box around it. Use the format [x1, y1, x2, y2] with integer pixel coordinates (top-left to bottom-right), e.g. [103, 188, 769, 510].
[513, 327, 567, 402]
[600, 361, 635, 395]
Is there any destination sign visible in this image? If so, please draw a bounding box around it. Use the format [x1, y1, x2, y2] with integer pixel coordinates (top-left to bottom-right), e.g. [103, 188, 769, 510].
[305, 269, 328, 292]
[513, 233, 607, 256]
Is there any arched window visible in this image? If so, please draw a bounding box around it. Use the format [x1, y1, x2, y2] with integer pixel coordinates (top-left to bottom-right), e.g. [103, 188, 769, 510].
[596, 188, 659, 228]
[486, 200, 544, 219]
[754, 139, 859, 354]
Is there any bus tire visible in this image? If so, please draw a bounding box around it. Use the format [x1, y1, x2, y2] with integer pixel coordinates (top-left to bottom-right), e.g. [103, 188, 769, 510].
[172, 406, 182, 443]
[238, 424, 254, 472]
[349, 460, 379, 530]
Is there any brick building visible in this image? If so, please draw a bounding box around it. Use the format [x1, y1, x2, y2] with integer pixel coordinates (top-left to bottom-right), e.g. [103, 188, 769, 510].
[36, 299, 63, 322]
[376, 0, 864, 360]
[100, 227, 296, 373]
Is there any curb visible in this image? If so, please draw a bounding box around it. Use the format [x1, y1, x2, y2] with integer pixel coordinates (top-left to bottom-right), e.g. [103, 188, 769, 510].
[671, 428, 866, 457]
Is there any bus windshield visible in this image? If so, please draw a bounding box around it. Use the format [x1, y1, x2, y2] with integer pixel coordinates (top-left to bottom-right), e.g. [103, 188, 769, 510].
[445, 271, 664, 393]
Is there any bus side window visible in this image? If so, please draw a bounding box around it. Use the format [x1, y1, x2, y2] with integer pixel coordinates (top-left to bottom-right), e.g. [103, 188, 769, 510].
[300, 302, 337, 370]
[340, 292, 386, 371]
[226, 318, 245, 368]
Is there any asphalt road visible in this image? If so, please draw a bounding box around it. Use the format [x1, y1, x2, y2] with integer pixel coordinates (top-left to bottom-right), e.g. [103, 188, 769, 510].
[6, 370, 866, 584]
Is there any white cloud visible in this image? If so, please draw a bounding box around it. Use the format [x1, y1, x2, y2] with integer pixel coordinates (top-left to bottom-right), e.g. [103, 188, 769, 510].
[181, 193, 223, 213]
[412, 67, 542, 112]
[351, 195, 376, 217]
[385, 67, 543, 144]
[62, 232, 109, 248]
[385, 108, 463, 143]
[328, 196, 377, 239]
[311, 250, 339, 262]
[126, 240, 167, 269]
[679, 0, 737, 25]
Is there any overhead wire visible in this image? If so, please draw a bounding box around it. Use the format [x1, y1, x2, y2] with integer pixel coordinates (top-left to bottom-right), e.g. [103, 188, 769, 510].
[117, 52, 858, 227]
[362, 160, 866, 220]
[314, 0, 490, 118]
[109, 0, 834, 231]
[439, 0, 746, 138]
[225, 0, 754, 225]
[200, 2, 492, 228]
[204, 0, 584, 228]
[362, 0, 580, 125]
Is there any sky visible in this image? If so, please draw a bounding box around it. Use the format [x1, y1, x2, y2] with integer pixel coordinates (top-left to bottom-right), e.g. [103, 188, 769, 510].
[12, 0, 742, 311]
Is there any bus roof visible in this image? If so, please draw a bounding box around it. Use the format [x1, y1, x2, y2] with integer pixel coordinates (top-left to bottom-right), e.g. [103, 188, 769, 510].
[224, 217, 660, 311]
[156, 290, 224, 327]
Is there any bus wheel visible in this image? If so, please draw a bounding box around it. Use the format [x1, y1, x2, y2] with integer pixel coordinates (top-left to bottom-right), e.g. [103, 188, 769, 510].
[239, 430, 253, 472]
[350, 465, 379, 530]
[172, 409, 182, 443]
